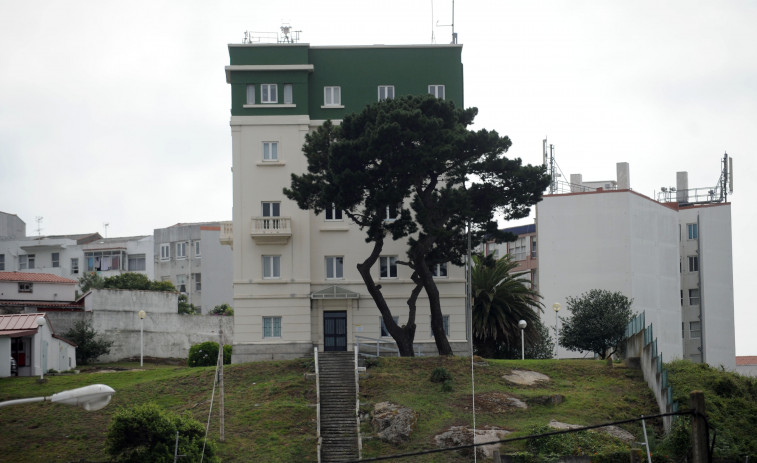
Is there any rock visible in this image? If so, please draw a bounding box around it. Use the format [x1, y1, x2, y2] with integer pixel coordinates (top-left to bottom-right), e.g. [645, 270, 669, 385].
[434, 425, 510, 458]
[503, 369, 550, 385]
[476, 392, 528, 412]
[548, 419, 635, 442]
[526, 394, 565, 406]
[371, 402, 418, 445]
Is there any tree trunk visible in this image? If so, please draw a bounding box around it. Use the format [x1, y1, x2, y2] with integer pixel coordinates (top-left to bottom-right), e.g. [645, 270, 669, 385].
[356, 239, 416, 356]
[412, 246, 453, 356]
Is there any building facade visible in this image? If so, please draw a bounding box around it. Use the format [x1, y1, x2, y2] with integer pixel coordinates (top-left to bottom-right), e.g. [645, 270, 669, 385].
[153, 222, 232, 314]
[224, 42, 468, 361]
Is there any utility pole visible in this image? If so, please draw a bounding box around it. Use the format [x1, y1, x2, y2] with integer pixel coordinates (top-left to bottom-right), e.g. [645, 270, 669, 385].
[218, 322, 225, 442]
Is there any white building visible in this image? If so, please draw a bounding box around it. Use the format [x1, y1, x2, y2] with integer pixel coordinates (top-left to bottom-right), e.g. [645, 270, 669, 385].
[537, 162, 735, 369]
[154, 222, 232, 314]
[223, 42, 468, 361]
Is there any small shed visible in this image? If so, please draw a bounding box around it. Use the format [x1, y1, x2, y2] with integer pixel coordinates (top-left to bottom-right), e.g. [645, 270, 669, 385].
[0, 313, 76, 377]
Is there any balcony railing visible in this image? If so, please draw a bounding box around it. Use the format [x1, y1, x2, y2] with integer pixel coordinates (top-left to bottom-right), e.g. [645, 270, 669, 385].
[219, 221, 233, 247]
[251, 216, 292, 244]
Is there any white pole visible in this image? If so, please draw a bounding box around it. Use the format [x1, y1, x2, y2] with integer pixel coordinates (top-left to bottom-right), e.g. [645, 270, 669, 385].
[138, 310, 146, 367]
[219, 324, 225, 442]
[521, 330, 525, 360]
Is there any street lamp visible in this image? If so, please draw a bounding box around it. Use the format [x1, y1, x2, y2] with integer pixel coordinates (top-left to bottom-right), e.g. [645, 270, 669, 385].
[0, 384, 115, 411]
[138, 310, 146, 367]
[36, 316, 46, 380]
[518, 320, 528, 360]
[553, 303, 561, 358]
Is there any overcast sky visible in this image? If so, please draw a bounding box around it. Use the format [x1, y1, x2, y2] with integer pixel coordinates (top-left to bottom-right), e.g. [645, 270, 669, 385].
[1, 1, 755, 354]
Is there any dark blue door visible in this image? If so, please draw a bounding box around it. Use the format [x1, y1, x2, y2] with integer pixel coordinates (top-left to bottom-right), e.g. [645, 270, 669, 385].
[324, 311, 347, 351]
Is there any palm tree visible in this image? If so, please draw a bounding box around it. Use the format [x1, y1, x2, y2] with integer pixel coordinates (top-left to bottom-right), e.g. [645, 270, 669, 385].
[472, 254, 544, 357]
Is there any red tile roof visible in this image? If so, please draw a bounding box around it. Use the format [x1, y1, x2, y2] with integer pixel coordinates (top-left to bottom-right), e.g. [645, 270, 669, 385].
[0, 272, 77, 284]
[736, 356, 757, 366]
[0, 313, 46, 331]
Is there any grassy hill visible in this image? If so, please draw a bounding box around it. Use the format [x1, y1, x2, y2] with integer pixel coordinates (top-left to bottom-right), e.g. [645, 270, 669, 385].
[0, 357, 675, 462]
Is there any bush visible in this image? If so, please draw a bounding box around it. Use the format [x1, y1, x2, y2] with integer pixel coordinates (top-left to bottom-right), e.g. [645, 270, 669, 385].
[178, 294, 199, 315]
[209, 304, 233, 316]
[525, 425, 628, 457]
[64, 320, 113, 365]
[430, 366, 452, 383]
[187, 342, 231, 367]
[106, 403, 219, 463]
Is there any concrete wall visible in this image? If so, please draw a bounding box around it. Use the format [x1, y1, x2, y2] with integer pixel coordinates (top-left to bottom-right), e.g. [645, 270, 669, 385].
[0, 280, 76, 302]
[0, 337, 10, 377]
[736, 365, 757, 377]
[0, 212, 26, 238]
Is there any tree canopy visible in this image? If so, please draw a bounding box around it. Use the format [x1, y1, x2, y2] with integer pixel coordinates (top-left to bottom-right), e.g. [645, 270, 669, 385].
[558, 289, 634, 359]
[285, 95, 550, 356]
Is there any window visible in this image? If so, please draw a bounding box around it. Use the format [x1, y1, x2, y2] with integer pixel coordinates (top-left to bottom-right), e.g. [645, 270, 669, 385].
[193, 273, 201, 291]
[177, 274, 187, 293]
[531, 239, 537, 258]
[430, 315, 450, 337]
[283, 83, 293, 104]
[194, 241, 201, 257]
[380, 256, 398, 279]
[128, 254, 146, 271]
[509, 237, 528, 261]
[428, 84, 445, 99]
[326, 256, 344, 279]
[384, 205, 400, 221]
[261, 84, 278, 103]
[380, 316, 399, 337]
[378, 85, 394, 101]
[160, 244, 170, 261]
[431, 263, 448, 278]
[263, 316, 281, 338]
[262, 201, 281, 230]
[0, 254, 5, 271]
[687, 223, 698, 240]
[176, 242, 187, 259]
[246, 84, 255, 104]
[325, 203, 342, 221]
[19, 254, 35, 270]
[18, 282, 33, 293]
[680, 290, 683, 307]
[263, 141, 278, 161]
[52, 252, 60, 268]
[690, 321, 701, 339]
[688, 255, 699, 272]
[263, 255, 281, 279]
[324, 86, 341, 106]
[689, 288, 700, 306]
[85, 250, 125, 271]
[71, 258, 79, 274]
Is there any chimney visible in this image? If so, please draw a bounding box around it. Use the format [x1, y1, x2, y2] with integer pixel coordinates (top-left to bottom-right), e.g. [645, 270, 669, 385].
[616, 162, 630, 189]
[570, 174, 583, 192]
[676, 172, 688, 203]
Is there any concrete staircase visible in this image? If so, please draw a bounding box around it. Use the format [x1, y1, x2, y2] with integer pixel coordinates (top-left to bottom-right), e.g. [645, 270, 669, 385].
[318, 351, 360, 462]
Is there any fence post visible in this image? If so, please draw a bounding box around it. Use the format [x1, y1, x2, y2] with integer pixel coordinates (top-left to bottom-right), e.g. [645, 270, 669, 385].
[690, 391, 708, 463]
[492, 449, 500, 462]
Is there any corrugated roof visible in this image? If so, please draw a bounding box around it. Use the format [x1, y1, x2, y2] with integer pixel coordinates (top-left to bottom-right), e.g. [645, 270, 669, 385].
[0, 271, 77, 284]
[736, 356, 757, 366]
[0, 313, 45, 331]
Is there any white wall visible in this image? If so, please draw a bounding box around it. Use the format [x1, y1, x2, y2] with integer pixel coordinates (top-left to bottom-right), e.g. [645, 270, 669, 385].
[0, 337, 11, 377]
[0, 280, 76, 302]
[537, 190, 682, 360]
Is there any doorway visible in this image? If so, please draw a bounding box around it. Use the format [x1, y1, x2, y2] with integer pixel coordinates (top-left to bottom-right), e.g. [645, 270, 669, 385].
[323, 311, 347, 351]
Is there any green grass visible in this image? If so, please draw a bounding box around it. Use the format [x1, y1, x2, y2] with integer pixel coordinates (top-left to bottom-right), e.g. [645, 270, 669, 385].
[0, 357, 669, 462]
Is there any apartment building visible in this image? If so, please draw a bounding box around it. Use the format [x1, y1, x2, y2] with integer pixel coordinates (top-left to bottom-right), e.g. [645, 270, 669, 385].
[223, 41, 467, 361]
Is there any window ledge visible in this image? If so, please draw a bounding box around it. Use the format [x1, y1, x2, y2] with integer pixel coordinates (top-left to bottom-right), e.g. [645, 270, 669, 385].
[244, 104, 296, 108]
[256, 161, 287, 167]
[321, 105, 345, 109]
[320, 226, 350, 232]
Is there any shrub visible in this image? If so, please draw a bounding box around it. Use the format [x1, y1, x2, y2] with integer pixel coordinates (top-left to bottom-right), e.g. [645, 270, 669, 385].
[64, 319, 113, 365]
[106, 403, 219, 463]
[525, 425, 628, 457]
[210, 304, 234, 316]
[187, 342, 231, 367]
[430, 366, 452, 383]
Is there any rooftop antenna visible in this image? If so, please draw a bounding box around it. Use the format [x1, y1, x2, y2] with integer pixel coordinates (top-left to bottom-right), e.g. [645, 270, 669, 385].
[543, 138, 559, 194]
[436, 0, 458, 44]
[431, 0, 436, 43]
[103, 222, 109, 238]
[35, 216, 43, 237]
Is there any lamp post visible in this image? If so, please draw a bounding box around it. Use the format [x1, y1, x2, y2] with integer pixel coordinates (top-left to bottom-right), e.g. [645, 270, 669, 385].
[36, 316, 46, 380]
[518, 320, 527, 360]
[0, 384, 115, 411]
[138, 310, 146, 367]
[553, 303, 561, 358]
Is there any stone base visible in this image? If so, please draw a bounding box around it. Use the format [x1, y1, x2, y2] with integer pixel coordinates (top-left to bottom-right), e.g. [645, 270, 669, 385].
[231, 342, 314, 363]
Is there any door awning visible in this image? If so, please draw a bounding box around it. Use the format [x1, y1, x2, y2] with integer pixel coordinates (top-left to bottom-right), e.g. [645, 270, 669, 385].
[310, 286, 361, 300]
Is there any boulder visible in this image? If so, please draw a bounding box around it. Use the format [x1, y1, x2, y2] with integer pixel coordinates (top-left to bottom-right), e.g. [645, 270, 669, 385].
[503, 369, 550, 386]
[526, 394, 565, 406]
[371, 402, 418, 445]
[434, 425, 510, 458]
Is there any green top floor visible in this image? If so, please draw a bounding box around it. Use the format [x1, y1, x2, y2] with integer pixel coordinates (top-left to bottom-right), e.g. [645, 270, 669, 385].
[226, 44, 464, 119]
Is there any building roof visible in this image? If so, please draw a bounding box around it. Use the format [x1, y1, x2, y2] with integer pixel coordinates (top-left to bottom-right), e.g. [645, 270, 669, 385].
[0, 312, 45, 337]
[0, 271, 78, 284]
[22, 232, 102, 245]
[736, 356, 757, 366]
[502, 224, 536, 236]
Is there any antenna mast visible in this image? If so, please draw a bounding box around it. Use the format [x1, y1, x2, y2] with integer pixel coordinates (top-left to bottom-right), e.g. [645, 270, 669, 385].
[543, 138, 558, 194]
[435, 0, 458, 44]
[35, 216, 43, 237]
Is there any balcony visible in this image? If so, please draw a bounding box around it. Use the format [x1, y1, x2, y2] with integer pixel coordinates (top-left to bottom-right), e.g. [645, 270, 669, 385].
[219, 221, 233, 247]
[251, 216, 292, 245]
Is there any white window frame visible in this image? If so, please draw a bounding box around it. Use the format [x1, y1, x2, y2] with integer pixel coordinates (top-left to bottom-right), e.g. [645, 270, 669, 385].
[261, 84, 278, 103]
[70, 258, 78, 274]
[688, 288, 700, 306]
[324, 86, 341, 106]
[430, 315, 450, 337]
[380, 256, 398, 279]
[687, 223, 698, 240]
[52, 252, 60, 268]
[246, 84, 256, 104]
[283, 83, 293, 104]
[177, 274, 187, 293]
[384, 205, 400, 222]
[263, 255, 281, 279]
[18, 282, 33, 293]
[689, 321, 701, 339]
[0, 254, 4, 271]
[380, 316, 399, 337]
[194, 273, 201, 291]
[128, 254, 146, 271]
[263, 141, 279, 161]
[378, 85, 394, 101]
[325, 203, 343, 221]
[194, 241, 201, 257]
[688, 255, 699, 272]
[431, 262, 448, 278]
[262, 201, 280, 217]
[19, 254, 35, 270]
[326, 256, 344, 280]
[263, 316, 282, 338]
[428, 84, 445, 99]
[176, 242, 187, 260]
[160, 243, 170, 261]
